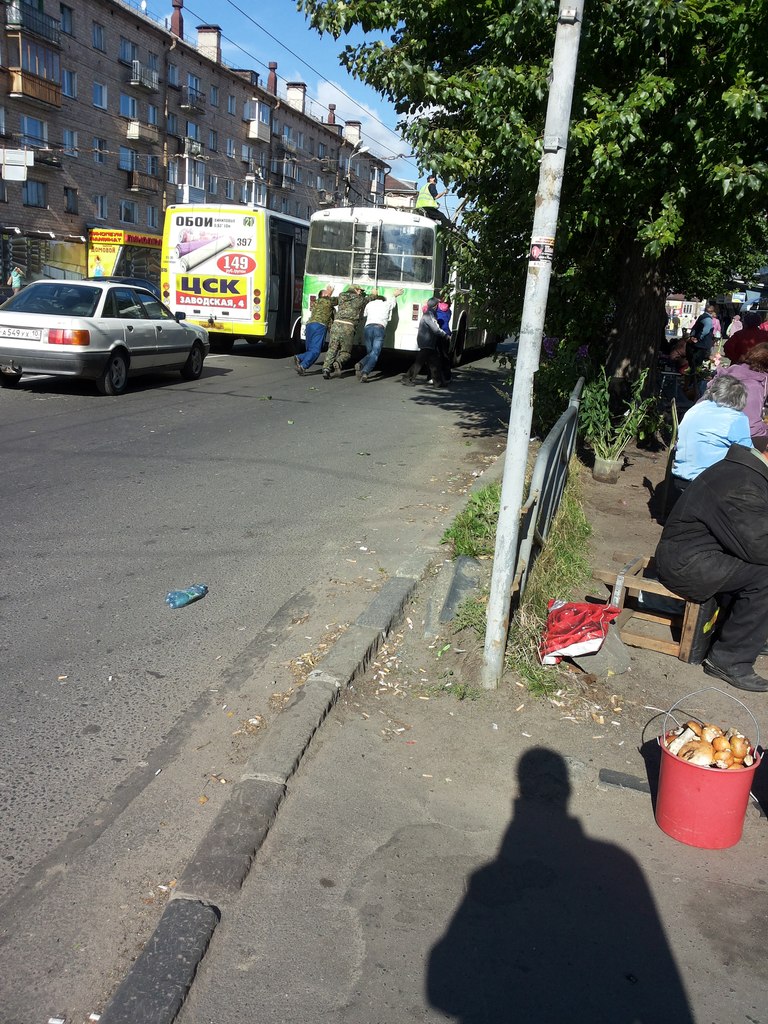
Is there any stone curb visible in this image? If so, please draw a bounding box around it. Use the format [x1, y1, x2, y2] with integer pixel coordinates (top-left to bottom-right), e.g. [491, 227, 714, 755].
[97, 544, 446, 1024]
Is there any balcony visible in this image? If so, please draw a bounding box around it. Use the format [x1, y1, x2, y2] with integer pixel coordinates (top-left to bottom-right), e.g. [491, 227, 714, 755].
[281, 177, 296, 192]
[128, 170, 159, 194]
[34, 148, 62, 168]
[179, 86, 205, 113]
[129, 60, 159, 92]
[177, 136, 204, 157]
[278, 138, 297, 154]
[5, 1, 61, 45]
[126, 120, 160, 144]
[320, 158, 338, 173]
[248, 119, 270, 143]
[6, 69, 61, 108]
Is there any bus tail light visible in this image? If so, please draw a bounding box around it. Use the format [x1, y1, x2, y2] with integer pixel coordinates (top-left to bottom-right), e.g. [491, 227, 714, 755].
[48, 329, 91, 346]
[411, 304, 420, 321]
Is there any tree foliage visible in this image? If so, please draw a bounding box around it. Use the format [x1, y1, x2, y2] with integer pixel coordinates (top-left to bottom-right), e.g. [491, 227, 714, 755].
[298, 0, 768, 376]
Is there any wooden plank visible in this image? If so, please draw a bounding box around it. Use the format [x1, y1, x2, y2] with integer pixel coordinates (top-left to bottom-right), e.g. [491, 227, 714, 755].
[629, 609, 683, 626]
[678, 600, 701, 662]
[619, 630, 680, 656]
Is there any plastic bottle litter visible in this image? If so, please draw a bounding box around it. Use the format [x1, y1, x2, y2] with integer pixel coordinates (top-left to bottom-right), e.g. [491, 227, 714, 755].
[165, 583, 208, 609]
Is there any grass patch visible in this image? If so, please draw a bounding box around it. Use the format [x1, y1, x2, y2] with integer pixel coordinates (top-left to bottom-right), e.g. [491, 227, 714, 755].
[422, 678, 483, 701]
[453, 590, 488, 634]
[442, 481, 501, 557]
[505, 460, 592, 694]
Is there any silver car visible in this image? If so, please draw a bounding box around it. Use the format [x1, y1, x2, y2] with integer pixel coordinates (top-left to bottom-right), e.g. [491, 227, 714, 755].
[0, 279, 210, 395]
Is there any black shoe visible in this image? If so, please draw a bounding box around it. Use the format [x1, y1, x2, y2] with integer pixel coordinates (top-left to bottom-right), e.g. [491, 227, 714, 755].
[703, 657, 768, 692]
[360, 372, 369, 383]
[322, 368, 331, 380]
[331, 362, 343, 378]
[401, 376, 415, 386]
[294, 355, 305, 376]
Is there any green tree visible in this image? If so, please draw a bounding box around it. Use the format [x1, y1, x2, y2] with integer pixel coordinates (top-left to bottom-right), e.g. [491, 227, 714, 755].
[299, 0, 768, 377]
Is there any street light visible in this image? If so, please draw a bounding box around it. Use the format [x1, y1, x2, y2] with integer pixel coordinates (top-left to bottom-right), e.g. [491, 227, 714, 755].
[343, 143, 370, 207]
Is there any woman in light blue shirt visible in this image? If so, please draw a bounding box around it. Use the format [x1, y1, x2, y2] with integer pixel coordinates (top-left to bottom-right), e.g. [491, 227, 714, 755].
[671, 375, 752, 499]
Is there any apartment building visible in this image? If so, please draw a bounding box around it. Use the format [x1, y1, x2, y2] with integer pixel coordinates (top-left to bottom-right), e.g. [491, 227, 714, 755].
[0, 0, 388, 287]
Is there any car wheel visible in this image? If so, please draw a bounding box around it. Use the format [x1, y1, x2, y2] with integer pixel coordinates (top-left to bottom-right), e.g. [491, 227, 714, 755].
[96, 349, 129, 396]
[0, 370, 22, 388]
[181, 341, 205, 381]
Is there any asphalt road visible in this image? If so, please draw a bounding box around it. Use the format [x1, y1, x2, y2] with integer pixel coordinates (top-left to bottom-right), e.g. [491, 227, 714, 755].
[0, 345, 507, 910]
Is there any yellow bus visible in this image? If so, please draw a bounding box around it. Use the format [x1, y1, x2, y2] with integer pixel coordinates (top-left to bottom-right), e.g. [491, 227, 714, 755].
[160, 205, 308, 352]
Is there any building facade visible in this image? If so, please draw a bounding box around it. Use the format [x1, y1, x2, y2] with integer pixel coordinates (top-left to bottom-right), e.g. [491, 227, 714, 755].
[0, 0, 388, 288]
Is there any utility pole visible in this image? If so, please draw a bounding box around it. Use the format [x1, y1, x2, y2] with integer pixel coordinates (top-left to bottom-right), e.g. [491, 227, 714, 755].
[481, 1, 585, 689]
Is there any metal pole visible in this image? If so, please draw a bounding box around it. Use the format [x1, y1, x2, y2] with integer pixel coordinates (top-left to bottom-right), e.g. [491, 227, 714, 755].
[481, 1, 585, 689]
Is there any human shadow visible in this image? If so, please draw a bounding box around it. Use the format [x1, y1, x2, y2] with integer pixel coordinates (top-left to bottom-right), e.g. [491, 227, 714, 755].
[427, 747, 693, 1023]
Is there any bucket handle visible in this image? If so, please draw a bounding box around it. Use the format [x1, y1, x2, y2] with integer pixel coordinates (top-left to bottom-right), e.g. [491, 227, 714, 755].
[662, 686, 761, 752]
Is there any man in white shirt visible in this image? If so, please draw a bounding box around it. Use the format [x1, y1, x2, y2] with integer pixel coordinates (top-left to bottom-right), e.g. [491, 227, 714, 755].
[356, 287, 404, 382]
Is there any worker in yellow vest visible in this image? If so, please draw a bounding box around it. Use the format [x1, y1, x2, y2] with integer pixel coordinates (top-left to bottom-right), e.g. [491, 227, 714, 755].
[415, 174, 449, 223]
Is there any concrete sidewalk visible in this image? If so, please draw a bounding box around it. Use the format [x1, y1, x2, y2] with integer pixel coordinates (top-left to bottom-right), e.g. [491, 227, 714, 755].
[102, 447, 768, 1024]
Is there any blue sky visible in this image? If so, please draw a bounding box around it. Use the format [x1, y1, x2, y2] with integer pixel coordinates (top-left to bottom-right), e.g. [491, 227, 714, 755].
[137, 0, 423, 186]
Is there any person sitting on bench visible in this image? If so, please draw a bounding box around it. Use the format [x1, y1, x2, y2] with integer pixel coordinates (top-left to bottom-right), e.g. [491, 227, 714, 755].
[654, 442, 768, 692]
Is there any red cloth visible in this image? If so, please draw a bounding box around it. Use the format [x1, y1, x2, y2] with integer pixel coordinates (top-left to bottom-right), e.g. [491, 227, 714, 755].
[723, 326, 766, 363]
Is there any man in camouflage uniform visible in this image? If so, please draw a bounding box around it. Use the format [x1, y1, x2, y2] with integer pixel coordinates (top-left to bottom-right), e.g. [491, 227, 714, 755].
[295, 284, 337, 374]
[322, 284, 372, 379]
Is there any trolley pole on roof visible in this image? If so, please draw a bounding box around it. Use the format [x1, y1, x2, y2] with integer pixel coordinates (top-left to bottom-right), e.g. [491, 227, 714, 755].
[481, 1, 585, 689]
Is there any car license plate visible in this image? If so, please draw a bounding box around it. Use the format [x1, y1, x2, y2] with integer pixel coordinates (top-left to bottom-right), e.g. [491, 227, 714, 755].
[0, 327, 42, 341]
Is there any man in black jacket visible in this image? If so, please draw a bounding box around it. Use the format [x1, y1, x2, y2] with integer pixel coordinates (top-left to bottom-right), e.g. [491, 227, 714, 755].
[655, 443, 768, 692]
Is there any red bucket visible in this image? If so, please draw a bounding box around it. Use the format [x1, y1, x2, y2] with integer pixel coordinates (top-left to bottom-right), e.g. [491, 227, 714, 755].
[655, 688, 761, 850]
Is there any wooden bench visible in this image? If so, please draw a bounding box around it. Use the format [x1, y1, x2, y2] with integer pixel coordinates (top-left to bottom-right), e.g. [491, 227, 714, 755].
[593, 552, 717, 664]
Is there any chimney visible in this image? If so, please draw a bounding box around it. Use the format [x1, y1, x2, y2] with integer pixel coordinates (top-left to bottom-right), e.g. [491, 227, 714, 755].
[327, 103, 336, 125]
[170, 0, 184, 39]
[343, 120, 362, 147]
[197, 24, 221, 64]
[286, 82, 306, 115]
[267, 62, 278, 96]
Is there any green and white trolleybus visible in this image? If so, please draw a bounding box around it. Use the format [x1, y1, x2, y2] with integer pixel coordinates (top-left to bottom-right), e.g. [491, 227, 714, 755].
[302, 206, 495, 363]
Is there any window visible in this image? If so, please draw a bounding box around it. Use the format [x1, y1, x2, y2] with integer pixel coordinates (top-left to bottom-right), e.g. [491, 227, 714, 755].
[318, 142, 326, 158]
[295, 167, 302, 185]
[226, 137, 235, 158]
[148, 52, 159, 72]
[23, 180, 47, 208]
[294, 201, 302, 218]
[187, 72, 202, 93]
[0, 108, 5, 138]
[60, 4, 73, 34]
[316, 175, 323, 190]
[95, 194, 108, 219]
[224, 178, 235, 200]
[147, 103, 158, 126]
[282, 125, 292, 142]
[307, 137, 315, 156]
[93, 82, 107, 109]
[260, 102, 271, 125]
[227, 94, 236, 115]
[119, 38, 138, 65]
[168, 63, 179, 88]
[167, 159, 179, 185]
[119, 93, 137, 119]
[119, 199, 139, 224]
[240, 143, 251, 163]
[208, 174, 218, 196]
[167, 112, 178, 135]
[210, 84, 219, 106]
[147, 206, 159, 229]
[272, 118, 280, 136]
[64, 186, 78, 213]
[62, 69, 77, 98]
[208, 129, 218, 152]
[255, 182, 267, 206]
[0, 180, 7, 203]
[92, 22, 105, 51]
[118, 147, 137, 171]
[8, 38, 60, 82]
[20, 115, 47, 148]
[186, 121, 200, 142]
[191, 160, 206, 190]
[63, 129, 77, 156]
[147, 155, 159, 176]
[93, 137, 106, 164]
[296, 131, 304, 150]
[240, 181, 250, 204]
[281, 197, 289, 214]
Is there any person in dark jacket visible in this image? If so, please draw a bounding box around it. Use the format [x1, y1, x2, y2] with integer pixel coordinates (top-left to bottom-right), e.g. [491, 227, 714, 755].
[685, 303, 716, 394]
[401, 296, 451, 387]
[654, 443, 768, 691]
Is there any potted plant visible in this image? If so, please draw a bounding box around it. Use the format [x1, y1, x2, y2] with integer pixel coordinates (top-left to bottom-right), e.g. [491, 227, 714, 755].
[580, 367, 657, 482]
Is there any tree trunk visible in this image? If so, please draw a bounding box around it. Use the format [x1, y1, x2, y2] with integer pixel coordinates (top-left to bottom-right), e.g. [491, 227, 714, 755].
[605, 234, 668, 386]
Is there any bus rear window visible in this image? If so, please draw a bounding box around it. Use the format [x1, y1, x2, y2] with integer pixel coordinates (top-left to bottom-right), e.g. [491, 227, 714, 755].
[378, 225, 434, 284]
[306, 221, 354, 277]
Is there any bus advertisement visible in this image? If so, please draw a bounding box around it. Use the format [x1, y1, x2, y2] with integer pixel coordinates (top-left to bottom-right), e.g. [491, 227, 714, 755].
[302, 206, 493, 363]
[161, 205, 308, 350]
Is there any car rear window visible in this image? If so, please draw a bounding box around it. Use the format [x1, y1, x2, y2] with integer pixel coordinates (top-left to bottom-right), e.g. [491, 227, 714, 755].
[2, 283, 100, 317]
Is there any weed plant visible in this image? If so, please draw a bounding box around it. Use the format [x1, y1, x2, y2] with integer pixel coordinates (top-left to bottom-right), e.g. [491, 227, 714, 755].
[441, 481, 501, 558]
